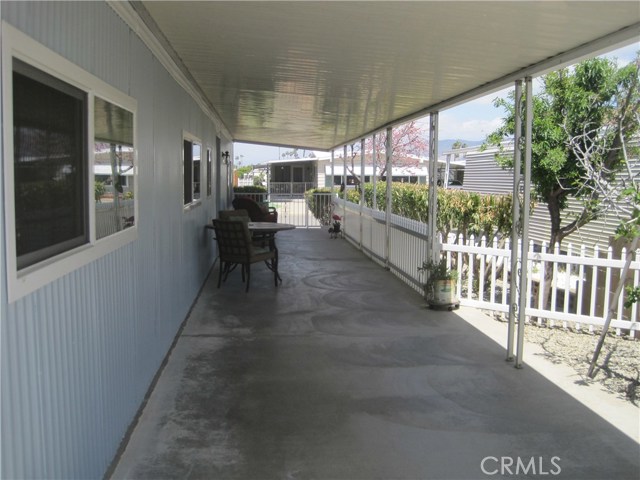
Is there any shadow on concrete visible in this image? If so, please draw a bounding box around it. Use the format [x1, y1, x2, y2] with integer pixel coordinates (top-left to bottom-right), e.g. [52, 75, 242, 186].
[110, 229, 639, 480]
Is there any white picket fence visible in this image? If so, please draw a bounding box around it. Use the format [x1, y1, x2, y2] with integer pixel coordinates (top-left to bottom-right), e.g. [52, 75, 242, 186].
[336, 198, 640, 337]
[96, 200, 134, 239]
[442, 235, 639, 336]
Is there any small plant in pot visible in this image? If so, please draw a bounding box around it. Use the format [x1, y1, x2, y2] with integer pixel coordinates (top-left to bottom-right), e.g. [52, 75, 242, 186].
[418, 258, 460, 309]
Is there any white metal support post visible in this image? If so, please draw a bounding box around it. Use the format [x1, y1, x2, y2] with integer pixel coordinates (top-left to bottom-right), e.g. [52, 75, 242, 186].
[515, 77, 533, 369]
[266, 162, 271, 202]
[330, 150, 335, 190]
[359, 138, 365, 249]
[227, 161, 233, 207]
[507, 79, 523, 362]
[427, 112, 439, 265]
[330, 149, 335, 221]
[343, 145, 348, 226]
[372, 133, 378, 210]
[385, 127, 393, 269]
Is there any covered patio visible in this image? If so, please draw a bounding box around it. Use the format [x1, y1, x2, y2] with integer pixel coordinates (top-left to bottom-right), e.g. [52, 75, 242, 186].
[2, 2, 639, 478]
[109, 228, 638, 479]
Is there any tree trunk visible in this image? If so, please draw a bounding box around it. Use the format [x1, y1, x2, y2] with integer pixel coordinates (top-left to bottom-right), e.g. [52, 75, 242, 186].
[540, 193, 564, 313]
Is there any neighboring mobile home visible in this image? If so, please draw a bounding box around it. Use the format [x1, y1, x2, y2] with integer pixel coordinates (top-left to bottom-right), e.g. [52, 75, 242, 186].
[266, 154, 456, 198]
[458, 144, 640, 255]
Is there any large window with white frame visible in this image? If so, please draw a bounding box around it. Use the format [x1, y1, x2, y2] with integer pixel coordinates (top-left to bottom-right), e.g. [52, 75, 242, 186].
[12, 59, 89, 269]
[3, 24, 137, 301]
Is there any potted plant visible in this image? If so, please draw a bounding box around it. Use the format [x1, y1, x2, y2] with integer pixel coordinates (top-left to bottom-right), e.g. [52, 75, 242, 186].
[328, 214, 342, 238]
[418, 258, 459, 309]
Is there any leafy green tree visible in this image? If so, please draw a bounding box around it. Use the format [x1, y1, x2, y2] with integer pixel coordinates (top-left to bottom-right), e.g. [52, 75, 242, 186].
[235, 165, 252, 179]
[94, 181, 106, 202]
[253, 174, 265, 186]
[486, 55, 640, 311]
[486, 56, 639, 249]
[281, 148, 316, 159]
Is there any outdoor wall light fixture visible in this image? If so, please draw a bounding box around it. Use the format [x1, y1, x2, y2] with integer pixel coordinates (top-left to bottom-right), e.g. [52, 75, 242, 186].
[221, 151, 230, 164]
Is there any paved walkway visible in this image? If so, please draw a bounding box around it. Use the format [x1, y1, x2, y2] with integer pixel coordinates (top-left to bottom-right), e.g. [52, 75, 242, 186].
[110, 228, 639, 479]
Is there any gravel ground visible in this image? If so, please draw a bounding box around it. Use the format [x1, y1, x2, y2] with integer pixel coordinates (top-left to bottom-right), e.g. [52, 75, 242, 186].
[489, 314, 640, 406]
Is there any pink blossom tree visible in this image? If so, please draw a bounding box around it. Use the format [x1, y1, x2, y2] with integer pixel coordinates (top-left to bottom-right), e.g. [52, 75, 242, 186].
[337, 120, 429, 183]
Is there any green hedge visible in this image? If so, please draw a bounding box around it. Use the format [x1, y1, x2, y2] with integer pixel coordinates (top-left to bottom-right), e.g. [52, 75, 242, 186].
[342, 182, 514, 240]
[233, 185, 267, 193]
[305, 187, 334, 226]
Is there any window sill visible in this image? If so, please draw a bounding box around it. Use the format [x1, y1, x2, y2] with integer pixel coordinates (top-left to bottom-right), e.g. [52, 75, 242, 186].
[183, 200, 202, 212]
[8, 227, 138, 303]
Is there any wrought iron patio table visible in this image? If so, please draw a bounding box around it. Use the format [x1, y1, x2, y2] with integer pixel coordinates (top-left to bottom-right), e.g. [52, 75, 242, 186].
[247, 222, 295, 282]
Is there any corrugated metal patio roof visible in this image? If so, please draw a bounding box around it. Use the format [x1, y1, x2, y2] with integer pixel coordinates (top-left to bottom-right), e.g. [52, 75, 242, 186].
[121, 1, 639, 150]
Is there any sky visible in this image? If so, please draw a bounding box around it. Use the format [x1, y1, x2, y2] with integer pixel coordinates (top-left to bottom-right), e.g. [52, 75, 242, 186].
[234, 42, 639, 165]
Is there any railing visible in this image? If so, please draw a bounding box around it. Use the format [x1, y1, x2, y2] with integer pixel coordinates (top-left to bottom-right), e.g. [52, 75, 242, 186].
[232, 192, 268, 203]
[336, 198, 640, 337]
[269, 182, 316, 198]
[232, 192, 333, 228]
[335, 197, 430, 292]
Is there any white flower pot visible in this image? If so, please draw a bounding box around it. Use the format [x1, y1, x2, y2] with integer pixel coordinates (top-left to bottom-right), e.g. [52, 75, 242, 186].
[431, 279, 456, 305]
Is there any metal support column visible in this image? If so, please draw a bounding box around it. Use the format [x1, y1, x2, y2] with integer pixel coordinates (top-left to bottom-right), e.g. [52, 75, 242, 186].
[330, 150, 335, 190]
[385, 127, 393, 269]
[360, 138, 365, 249]
[343, 145, 348, 227]
[330, 150, 335, 222]
[515, 77, 533, 369]
[507, 79, 523, 362]
[266, 162, 271, 202]
[427, 112, 439, 264]
[372, 133, 378, 210]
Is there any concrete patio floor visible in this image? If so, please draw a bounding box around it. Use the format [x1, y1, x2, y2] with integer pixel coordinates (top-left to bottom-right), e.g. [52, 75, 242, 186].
[109, 228, 639, 480]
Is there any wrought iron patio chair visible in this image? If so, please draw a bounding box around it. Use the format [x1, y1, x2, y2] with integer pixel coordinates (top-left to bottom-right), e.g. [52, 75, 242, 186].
[218, 209, 270, 247]
[211, 219, 278, 292]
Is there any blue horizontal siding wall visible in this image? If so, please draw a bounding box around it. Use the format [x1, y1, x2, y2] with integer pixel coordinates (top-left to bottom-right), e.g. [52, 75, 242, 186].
[1, 2, 225, 478]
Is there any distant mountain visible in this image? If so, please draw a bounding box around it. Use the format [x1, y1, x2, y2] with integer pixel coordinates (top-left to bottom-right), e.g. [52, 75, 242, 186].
[438, 139, 483, 152]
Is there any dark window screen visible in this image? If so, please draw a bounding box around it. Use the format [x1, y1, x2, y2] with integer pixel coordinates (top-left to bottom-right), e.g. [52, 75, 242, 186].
[13, 59, 88, 269]
[184, 139, 193, 205]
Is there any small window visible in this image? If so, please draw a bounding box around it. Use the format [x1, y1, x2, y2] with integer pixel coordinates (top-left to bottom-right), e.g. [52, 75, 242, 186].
[183, 137, 201, 206]
[94, 97, 135, 239]
[12, 59, 88, 270]
[206, 148, 212, 197]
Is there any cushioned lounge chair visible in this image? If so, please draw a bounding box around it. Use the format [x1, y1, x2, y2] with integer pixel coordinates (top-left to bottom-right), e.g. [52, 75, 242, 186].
[232, 196, 278, 222]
